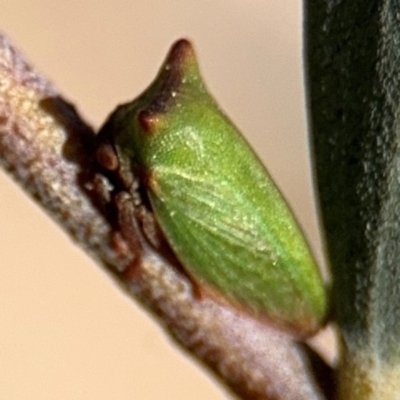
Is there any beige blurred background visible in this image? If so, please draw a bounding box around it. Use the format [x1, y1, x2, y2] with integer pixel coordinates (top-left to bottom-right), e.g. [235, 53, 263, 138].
[0, 2, 327, 399]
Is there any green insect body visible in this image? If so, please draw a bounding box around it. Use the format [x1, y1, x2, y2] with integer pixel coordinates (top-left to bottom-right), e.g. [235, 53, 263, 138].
[99, 39, 327, 335]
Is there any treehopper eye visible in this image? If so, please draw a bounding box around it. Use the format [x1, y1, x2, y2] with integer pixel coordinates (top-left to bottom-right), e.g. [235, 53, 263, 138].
[97, 39, 327, 337]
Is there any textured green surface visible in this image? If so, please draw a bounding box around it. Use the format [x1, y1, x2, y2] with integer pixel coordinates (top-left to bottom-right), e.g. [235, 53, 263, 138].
[101, 39, 326, 335]
[306, 0, 400, 362]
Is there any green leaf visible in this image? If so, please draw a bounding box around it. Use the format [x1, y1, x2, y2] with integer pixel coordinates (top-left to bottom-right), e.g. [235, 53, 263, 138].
[306, 1, 400, 397]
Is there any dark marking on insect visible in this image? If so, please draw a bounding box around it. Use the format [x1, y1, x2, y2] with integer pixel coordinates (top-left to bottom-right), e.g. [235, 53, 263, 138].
[138, 109, 161, 134]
